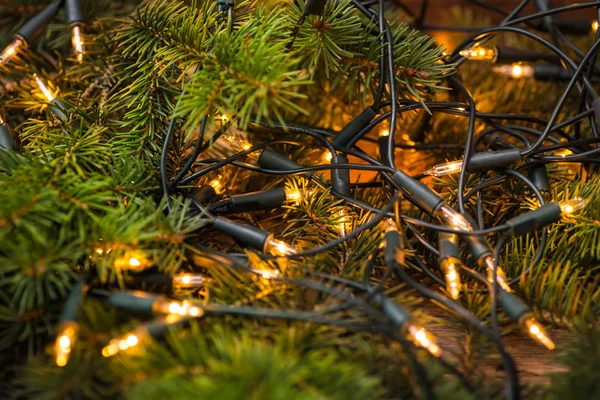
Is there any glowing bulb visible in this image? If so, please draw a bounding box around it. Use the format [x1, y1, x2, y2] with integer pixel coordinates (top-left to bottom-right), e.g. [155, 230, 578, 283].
[221, 133, 259, 160]
[153, 298, 205, 317]
[459, 47, 496, 61]
[55, 322, 78, 367]
[558, 197, 589, 215]
[265, 238, 297, 256]
[323, 152, 333, 163]
[284, 188, 312, 204]
[250, 268, 280, 279]
[33, 74, 56, 102]
[114, 252, 150, 271]
[483, 256, 512, 292]
[406, 323, 441, 357]
[383, 218, 398, 233]
[556, 149, 572, 158]
[492, 64, 535, 78]
[71, 25, 85, 63]
[424, 160, 463, 177]
[337, 210, 353, 236]
[220, 114, 229, 122]
[438, 205, 472, 231]
[0, 39, 24, 64]
[209, 177, 224, 194]
[522, 317, 555, 350]
[379, 129, 390, 137]
[593, 21, 598, 32]
[172, 273, 205, 289]
[440, 259, 462, 300]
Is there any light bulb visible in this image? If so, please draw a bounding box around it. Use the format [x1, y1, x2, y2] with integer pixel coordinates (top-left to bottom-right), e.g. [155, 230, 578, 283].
[483, 256, 512, 292]
[153, 299, 203, 317]
[172, 273, 205, 289]
[440, 259, 462, 300]
[71, 25, 84, 63]
[405, 323, 441, 357]
[33, 74, 56, 102]
[379, 129, 390, 137]
[250, 268, 281, 280]
[221, 133, 259, 160]
[265, 238, 297, 256]
[492, 64, 534, 78]
[438, 205, 472, 231]
[102, 331, 144, 358]
[459, 47, 496, 61]
[284, 188, 312, 204]
[322, 151, 333, 163]
[55, 322, 78, 367]
[522, 316, 555, 350]
[209, 177, 224, 194]
[558, 197, 589, 215]
[114, 252, 150, 271]
[424, 160, 463, 177]
[593, 21, 598, 32]
[383, 218, 398, 233]
[337, 210, 352, 236]
[0, 39, 24, 64]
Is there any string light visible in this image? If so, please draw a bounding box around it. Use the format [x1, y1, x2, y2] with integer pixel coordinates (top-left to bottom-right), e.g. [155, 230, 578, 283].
[405, 323, 441, 357]
[33, 74, 56, 102]
[221, 133, 259, 160]
[424, 160, 463, 177]
[438, 205, 472, 232]
[153, 299, 203, 317]
[0, 39, 24, 65]
[558, 197, 589, 215]
[250, 268, 281, 279]
[483, 256, 512, 292]
[208, 176, 224, 194]
[114, 252, 150, 271]
[440, 259, 462, 300]
[102, 315, 186, 358]
[492, 64, 535, 78]
[337, 210, 353, 236]
[172, 273, 205, 289]
[265, 238, 297, 256]
[284, 188, 312, 204]
[55, 322, 78, 367]
[522, 316, 555, 350]
[593, 21, 599, 32]
[70, 25, 85, 63]
[459, 47, 496, 61]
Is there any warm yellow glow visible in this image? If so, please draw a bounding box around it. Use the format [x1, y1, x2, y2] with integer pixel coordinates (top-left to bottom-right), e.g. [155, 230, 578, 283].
[250, 268, 281, 280]
[55, 322, 77, 367]
[154, 298, 205, 317]
[114, 252, 150, 271]
[173, 273, 205, 289]
[556, 149, 572, 158]
[337, 210, 353, 236]
[438, 205, 472, 231]
[265, 238, 297, 256]
[0, 39, 24, 64]
[406, 323, 441, 357]
[323, 151, 334, 163]
[126, 334, 139, 347]
[383, 218, 398, 233]
[459, 47, 496, 61]
[221, 133, 259, 160]
[483, 256, 512, 292]
[593, 21, 599, 32]
[492, 64, 535, 78]
[71, 25, 85, 63]
[33, 74, 56, 102]
[424, 160, 463, 177]
[284, 188, 312, 204]
[102, 331, 146, 358]
[558, 197, 589, 215]
[523, 317, 555, 350]
[441, 259, 462, 300]
[379, 129, 390, 137]
[209, 177, 224, 194]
